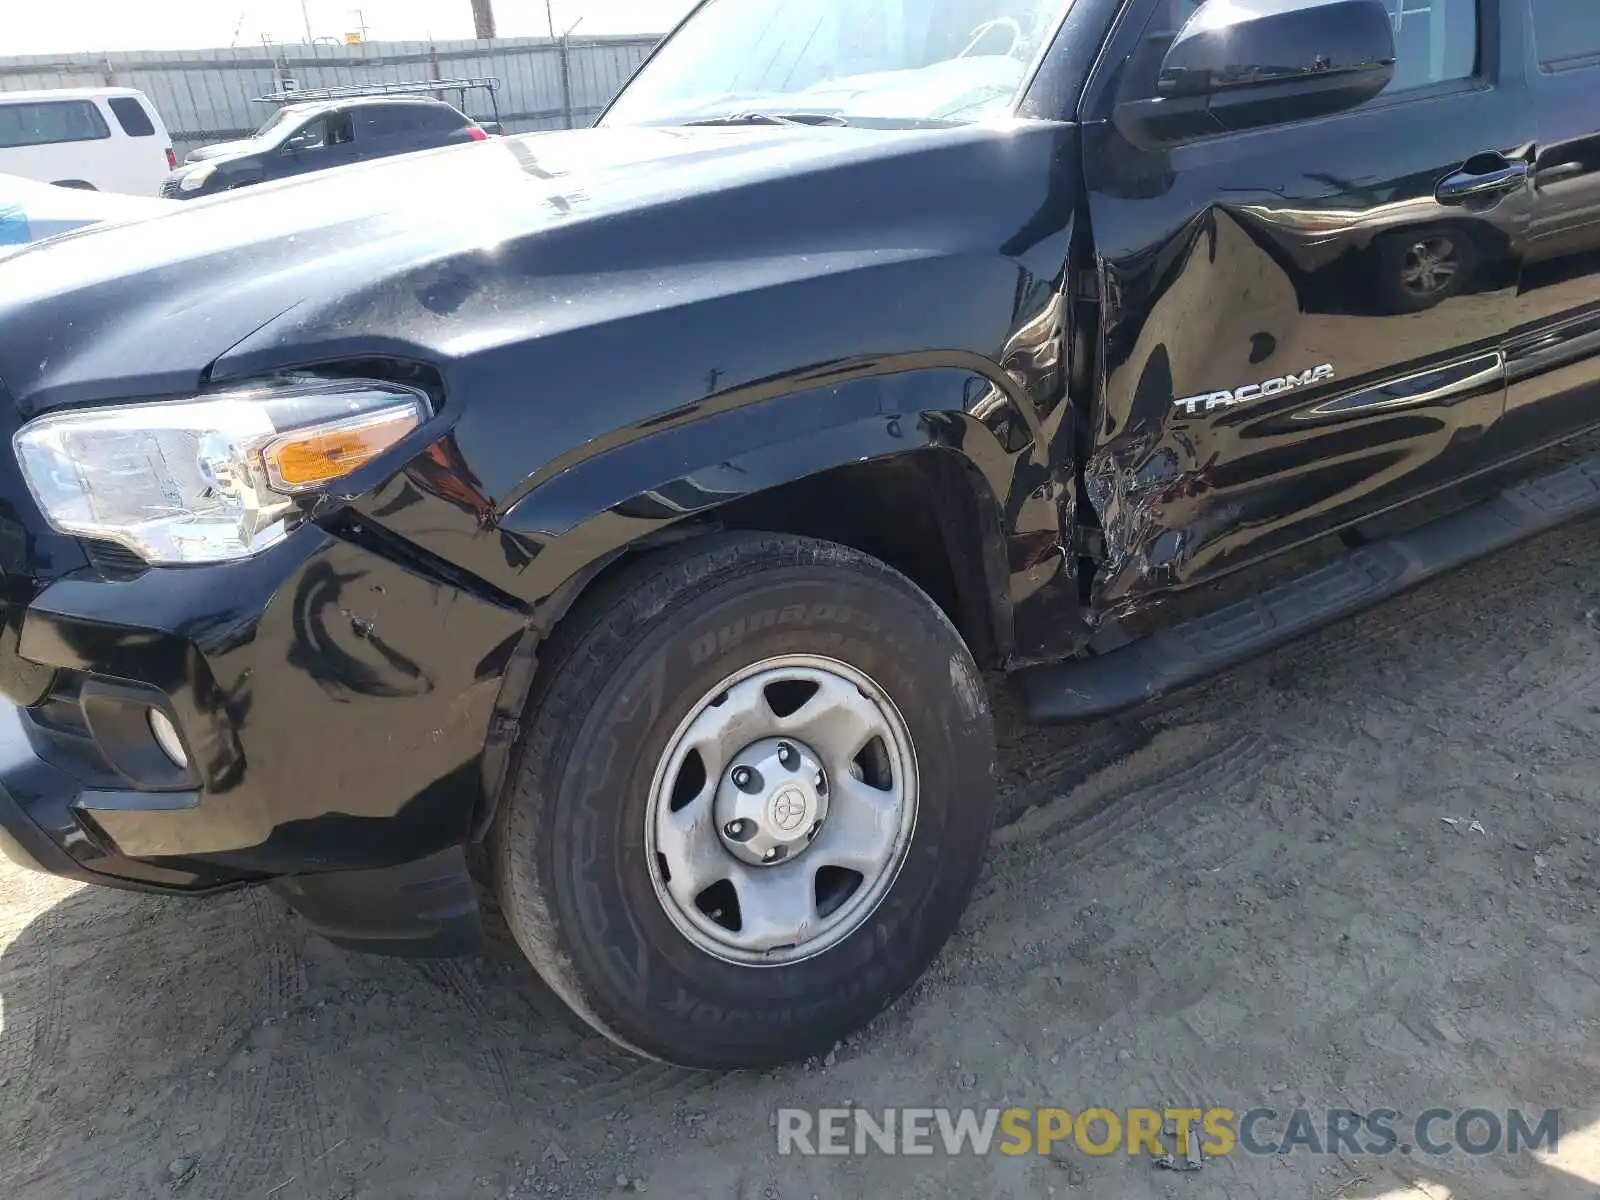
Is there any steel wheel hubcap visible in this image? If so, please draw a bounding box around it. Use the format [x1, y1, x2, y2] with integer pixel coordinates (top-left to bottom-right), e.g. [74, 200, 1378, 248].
[645, 655, 918, 966]
[715, 737, 829, 866]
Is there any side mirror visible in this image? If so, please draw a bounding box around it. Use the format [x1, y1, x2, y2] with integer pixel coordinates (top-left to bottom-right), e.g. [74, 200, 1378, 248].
[480, 122, 506, 136]
[1114, 0, 1396, 150]
[281, 132, 315, 154]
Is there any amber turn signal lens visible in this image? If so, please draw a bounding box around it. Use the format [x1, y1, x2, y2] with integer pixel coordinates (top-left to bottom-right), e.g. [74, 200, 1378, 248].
[262, 406, 422, 493]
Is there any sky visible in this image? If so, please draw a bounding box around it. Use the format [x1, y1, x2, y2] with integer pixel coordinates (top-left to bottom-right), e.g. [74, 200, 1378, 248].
[4, 0, 699, 56]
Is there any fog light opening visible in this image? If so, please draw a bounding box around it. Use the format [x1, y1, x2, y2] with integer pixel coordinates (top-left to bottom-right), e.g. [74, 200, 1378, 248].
[148, 709, 189, 770]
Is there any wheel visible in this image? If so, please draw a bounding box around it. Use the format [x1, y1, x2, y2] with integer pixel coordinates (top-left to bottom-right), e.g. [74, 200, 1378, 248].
[1374, 229, 1473, 313]
[492, 532, 996, 1068]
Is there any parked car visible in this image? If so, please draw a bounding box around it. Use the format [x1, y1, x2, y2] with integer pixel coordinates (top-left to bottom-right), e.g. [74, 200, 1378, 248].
[163, 96, 489, 198]
[0, 87, 176, 196]
[1, 0, 1598, 1070]
[0, 173, 173, 257]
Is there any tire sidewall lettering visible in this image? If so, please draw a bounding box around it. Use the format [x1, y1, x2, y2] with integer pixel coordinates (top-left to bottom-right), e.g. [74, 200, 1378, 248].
[688, 604, 883, 667]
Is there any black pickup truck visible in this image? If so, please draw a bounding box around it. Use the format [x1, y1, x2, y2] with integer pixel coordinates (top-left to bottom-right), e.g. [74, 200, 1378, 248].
[0, 0, 1596, 1069]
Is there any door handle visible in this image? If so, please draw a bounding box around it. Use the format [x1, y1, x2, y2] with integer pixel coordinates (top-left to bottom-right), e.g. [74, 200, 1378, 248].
[1436, 160, 1530, 204]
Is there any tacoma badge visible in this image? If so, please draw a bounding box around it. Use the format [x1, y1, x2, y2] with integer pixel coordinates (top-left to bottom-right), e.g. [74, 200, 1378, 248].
[1175, 364, 1336, 417]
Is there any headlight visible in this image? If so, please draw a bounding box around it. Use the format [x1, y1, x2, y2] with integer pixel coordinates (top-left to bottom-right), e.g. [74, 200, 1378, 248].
[15, 378, 429, 565]
[178, 163, 216, 192]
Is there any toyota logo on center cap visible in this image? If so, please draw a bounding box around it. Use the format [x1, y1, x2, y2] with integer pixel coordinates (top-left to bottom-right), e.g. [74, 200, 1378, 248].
[770, 787, 808, 833]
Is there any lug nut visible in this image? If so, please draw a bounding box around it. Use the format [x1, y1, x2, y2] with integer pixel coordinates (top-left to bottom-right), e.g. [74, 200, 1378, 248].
[807, 820, 823, 842]
[732, 765, 761, 792]
[815, 770, 827, 794]
[778, 741, 798, 769]
[762, 846, 786, 863]
[725, 819, 754, 842]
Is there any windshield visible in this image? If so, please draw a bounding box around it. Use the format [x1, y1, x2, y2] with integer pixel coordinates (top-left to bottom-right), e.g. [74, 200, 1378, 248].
[604, 0, 1073, 127]
[251, 107, 302, 140]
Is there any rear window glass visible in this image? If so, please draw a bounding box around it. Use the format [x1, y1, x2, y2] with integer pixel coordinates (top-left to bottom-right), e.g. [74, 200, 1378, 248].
[426, 105, 469, 130]
[1530, 1, 1600, 70]
[355, 104, 463, 135]
[355, 105, 419, 136]
[0, 100, 111, 149]
[107, 96, 156, 137]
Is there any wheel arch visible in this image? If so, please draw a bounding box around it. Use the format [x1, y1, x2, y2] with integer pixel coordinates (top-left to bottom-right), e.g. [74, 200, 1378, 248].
[498, 360, 1030, 661]
[507, 427, 1017, 658]
[471, 398, 1023, 841]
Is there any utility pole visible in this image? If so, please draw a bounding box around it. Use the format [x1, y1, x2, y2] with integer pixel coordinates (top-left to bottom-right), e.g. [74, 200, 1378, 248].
[545, 0, 557, 39]
[299, 0, 315, 43]
[471, 0, 497, 39]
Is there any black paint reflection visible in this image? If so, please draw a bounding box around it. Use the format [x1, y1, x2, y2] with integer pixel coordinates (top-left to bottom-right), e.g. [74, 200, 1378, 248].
[287, 562, 432, 701]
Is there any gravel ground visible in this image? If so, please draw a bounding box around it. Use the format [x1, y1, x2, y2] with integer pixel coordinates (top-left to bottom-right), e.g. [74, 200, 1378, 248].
[5, 515, 1600, 1199]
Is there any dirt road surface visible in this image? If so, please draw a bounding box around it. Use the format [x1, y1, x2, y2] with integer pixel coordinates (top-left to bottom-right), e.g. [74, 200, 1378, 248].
[6, 515, 1600, 1199]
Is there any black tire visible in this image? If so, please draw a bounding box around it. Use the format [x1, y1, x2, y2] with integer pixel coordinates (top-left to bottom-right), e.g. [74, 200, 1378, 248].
[491, 532, 996, 1069]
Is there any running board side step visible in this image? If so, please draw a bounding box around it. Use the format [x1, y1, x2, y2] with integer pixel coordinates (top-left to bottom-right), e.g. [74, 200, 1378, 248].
[1020, 452, 1600, 724]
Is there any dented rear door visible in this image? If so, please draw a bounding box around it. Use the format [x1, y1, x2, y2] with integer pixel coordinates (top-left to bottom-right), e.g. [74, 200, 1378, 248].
[1078, 0, 1531, 615]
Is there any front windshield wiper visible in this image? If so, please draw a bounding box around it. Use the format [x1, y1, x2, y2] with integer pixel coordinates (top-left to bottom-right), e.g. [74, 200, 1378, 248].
[683, 112, 849, 128]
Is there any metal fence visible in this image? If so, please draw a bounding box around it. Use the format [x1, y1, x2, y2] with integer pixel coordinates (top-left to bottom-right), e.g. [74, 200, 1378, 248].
[0, 36, 659, 158]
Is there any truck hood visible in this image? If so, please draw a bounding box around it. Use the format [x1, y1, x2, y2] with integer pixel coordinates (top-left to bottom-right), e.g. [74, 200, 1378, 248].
[185, 138, 261, 163]
[0, 123, 1011, 414]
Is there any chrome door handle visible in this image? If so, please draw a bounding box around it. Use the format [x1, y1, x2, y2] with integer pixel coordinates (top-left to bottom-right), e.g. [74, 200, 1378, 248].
[1437, 161, 1530, 204]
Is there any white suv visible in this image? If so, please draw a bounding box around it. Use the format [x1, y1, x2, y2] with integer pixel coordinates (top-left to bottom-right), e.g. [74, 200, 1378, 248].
[0, 88, 176, 197]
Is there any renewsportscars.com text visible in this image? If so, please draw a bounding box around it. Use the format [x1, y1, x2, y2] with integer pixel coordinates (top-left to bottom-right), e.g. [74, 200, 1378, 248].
[776, 1106, 1561, 1159]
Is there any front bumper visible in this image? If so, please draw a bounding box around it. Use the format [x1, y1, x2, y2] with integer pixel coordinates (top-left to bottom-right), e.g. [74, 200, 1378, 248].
[0, 718, 98, 879]
[0, 691, 223, 891]
[0, 518, 526, 902]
